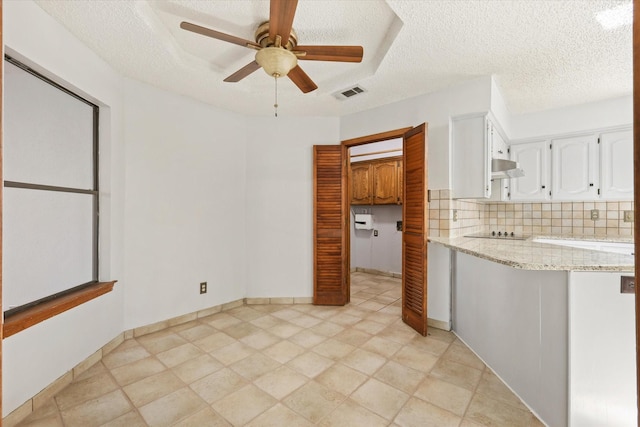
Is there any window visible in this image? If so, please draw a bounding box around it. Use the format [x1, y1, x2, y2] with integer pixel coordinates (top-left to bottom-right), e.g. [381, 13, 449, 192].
[4, 56, 105, 323]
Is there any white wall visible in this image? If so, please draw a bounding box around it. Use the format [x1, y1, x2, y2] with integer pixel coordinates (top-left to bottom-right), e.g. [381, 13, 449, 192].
[3, 0, 125, 416]
[245, 116, 340, 298]
[122, 79, 248, 329]
[509, 95, 633, 140]
[340, 75, 493, 190]
[350, 205, 402, 275]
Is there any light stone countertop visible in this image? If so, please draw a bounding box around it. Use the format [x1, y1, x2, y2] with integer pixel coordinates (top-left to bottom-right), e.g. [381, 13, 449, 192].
[429, 235, 634, 271]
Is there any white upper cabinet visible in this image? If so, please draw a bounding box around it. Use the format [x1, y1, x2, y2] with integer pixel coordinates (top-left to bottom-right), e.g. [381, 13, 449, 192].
[451, 113, 491, 199]
[551, 134, 599, 200]
[509, 140, 550, 201]
[451, 112, 508, 199]
[600, 129, 633, 200]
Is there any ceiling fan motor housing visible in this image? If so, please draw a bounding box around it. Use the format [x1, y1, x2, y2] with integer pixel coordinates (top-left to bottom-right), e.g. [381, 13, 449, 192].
[255, 21, 298, 49]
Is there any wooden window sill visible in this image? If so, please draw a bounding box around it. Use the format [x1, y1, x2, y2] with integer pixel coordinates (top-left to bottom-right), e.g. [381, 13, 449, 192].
[3, 281, 116, 338]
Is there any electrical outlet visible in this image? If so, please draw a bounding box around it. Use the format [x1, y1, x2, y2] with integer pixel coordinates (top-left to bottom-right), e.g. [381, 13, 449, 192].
[452, 210, 458, 222]
[200, 282, 207, 294]
[621, 276, 635, 294]
[624, 210, 634, 222]
[373, 230, 379, 237]
[590, 209, 599, 220]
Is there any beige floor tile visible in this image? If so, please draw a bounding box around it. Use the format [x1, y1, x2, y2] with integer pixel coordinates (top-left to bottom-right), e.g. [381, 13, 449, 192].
[138, 387, 206, 427]
[171, 354, 224, 384]
[374, 360, 426, 394]
[271, 308, 303, 321]
[312, 338, 356, 360]
[465, 393, 540, 426]
[358, 300, 388, 311]
[289, 330, 328, 348]
[203, 313, 242, 329]
[189, 368, 247, 403]
[176, 323, 217, 341]
[172, 407, 231, 427]
[361, 336, 403, 358]
[352, 319, 387, 335]
[210, 341, 255, 365]
[15, 399, 62, 427]
[430, 358, 484, 391]
[101, 410, 147, 427]
[245, 403, 314, 427]
[227, 306, 265, 322]
[102, 341, 151, 369]
[407, 335, 451, 357]
[475, 369, 528, 411]
[240, 330, 281, 349]
[262, 340, 306, 364]
[73, 361, 108, 382]
[267, 322, 303, 339]
[459, 419, 486, 427]
[137, 331, 188, 354]
[309, 321, 345, 337]
[378, 324, 418, 345]
[334, 328, 373, 347]
[59, 389, 131, 426]
[394, 397, 461, 427]
[192, 331, 236, 353]
[341, 348, 387, 375]
[331, 312, 364, 326]
[428, 328, 456, 343]
[110, 357, 167, 387]
[442, 342, 486, 370]
[288, 314, 323, 328]
[283, 381, 345, 423]
[365, 311, 399, 325]
[212, 384, 277, 425]
[414, 376, 474, 416]
[392, 345, 439, 373]
[351, 378, 410, 420]
[287, 351, 334, 378]
[55, 371, 118, 410]
[249, 314, 281, 329]
[315, 363, 368, 396]
[230, 352, 281, 381]
[156, 342, 204, 368]
[254, 366, 308, 399]
[123, 370, 185, 407]
[222, 322, 262, 339]
[318, 398, 389, 427]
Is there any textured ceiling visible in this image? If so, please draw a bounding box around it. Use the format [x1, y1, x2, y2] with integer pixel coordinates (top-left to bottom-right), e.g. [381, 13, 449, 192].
[32, 0, 632, 117]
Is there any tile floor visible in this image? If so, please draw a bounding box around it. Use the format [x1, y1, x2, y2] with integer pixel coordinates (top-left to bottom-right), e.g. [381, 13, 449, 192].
[16, 272, 544, 426]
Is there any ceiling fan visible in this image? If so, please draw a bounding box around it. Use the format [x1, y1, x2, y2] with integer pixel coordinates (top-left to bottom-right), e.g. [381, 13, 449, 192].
[179, 0, 364, 94]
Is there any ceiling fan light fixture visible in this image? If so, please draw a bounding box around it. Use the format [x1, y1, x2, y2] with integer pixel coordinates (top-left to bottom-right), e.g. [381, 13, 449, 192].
[255, 47, 298, 78]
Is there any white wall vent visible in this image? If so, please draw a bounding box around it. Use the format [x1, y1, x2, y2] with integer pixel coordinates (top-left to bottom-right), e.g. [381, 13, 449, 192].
[333, 85, 367, 100]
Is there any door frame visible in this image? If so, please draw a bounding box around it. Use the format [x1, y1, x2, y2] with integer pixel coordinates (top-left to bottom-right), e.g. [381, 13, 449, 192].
[341, 127, 412, 293]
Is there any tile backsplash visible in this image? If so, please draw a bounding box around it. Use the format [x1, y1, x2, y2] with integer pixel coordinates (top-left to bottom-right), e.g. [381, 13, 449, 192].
[428, 189, 634, 238]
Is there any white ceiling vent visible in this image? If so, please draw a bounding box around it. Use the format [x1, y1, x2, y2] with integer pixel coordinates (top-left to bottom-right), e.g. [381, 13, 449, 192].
[333, 85, 367, 100]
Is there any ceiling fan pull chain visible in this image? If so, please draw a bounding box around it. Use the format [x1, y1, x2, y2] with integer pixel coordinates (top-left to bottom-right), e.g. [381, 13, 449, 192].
[274, 76, 278, 117]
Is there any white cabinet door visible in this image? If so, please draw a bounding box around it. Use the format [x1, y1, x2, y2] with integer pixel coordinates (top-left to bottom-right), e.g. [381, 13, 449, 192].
[551, 135, 599, 200]
[490, 123, 509, 160]
[509, 141, 550, 201]
[451, 114, 490, 199]
[600, 129, 633, 200]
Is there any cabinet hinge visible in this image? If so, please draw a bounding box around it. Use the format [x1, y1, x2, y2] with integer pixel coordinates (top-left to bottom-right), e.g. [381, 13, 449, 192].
[507, 147, 510, 154]
[597, 137, 600, 144]
[507, 192, 511, 198]
[597, 188, 600, 195]
[549, 143, 552, 150]
[549, 190, 552, 197]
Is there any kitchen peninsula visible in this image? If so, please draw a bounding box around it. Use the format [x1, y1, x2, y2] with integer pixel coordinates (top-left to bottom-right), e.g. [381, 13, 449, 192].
[429, 235, 636, 427]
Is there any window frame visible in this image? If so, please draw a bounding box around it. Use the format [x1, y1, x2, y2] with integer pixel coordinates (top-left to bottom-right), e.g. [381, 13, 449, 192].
[3, 56, 112, 335]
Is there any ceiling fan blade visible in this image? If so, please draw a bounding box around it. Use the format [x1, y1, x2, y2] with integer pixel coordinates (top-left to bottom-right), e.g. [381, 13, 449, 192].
[223, 61, 262, 82]
[296, 45, 364, 63]
[287, 65, 318, 93]
[180, 22, 261, 49]
[270, 0, 298, 46]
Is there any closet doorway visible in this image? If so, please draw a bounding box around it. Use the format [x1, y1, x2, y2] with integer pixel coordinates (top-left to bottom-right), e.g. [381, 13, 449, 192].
[313, 124, 429, 335]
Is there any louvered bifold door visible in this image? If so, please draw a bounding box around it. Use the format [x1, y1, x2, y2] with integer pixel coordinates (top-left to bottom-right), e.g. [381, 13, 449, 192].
[402, 124, 428, 336]
[313, 145, 347, 305]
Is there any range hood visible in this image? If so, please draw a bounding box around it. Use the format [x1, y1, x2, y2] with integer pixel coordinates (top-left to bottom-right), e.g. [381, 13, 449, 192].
[491, 158, 525, 179]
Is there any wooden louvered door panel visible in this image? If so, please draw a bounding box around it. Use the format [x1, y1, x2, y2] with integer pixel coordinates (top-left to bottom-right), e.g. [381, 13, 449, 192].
[313, 145, 348, 305]
[402, 124, 428, 336]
